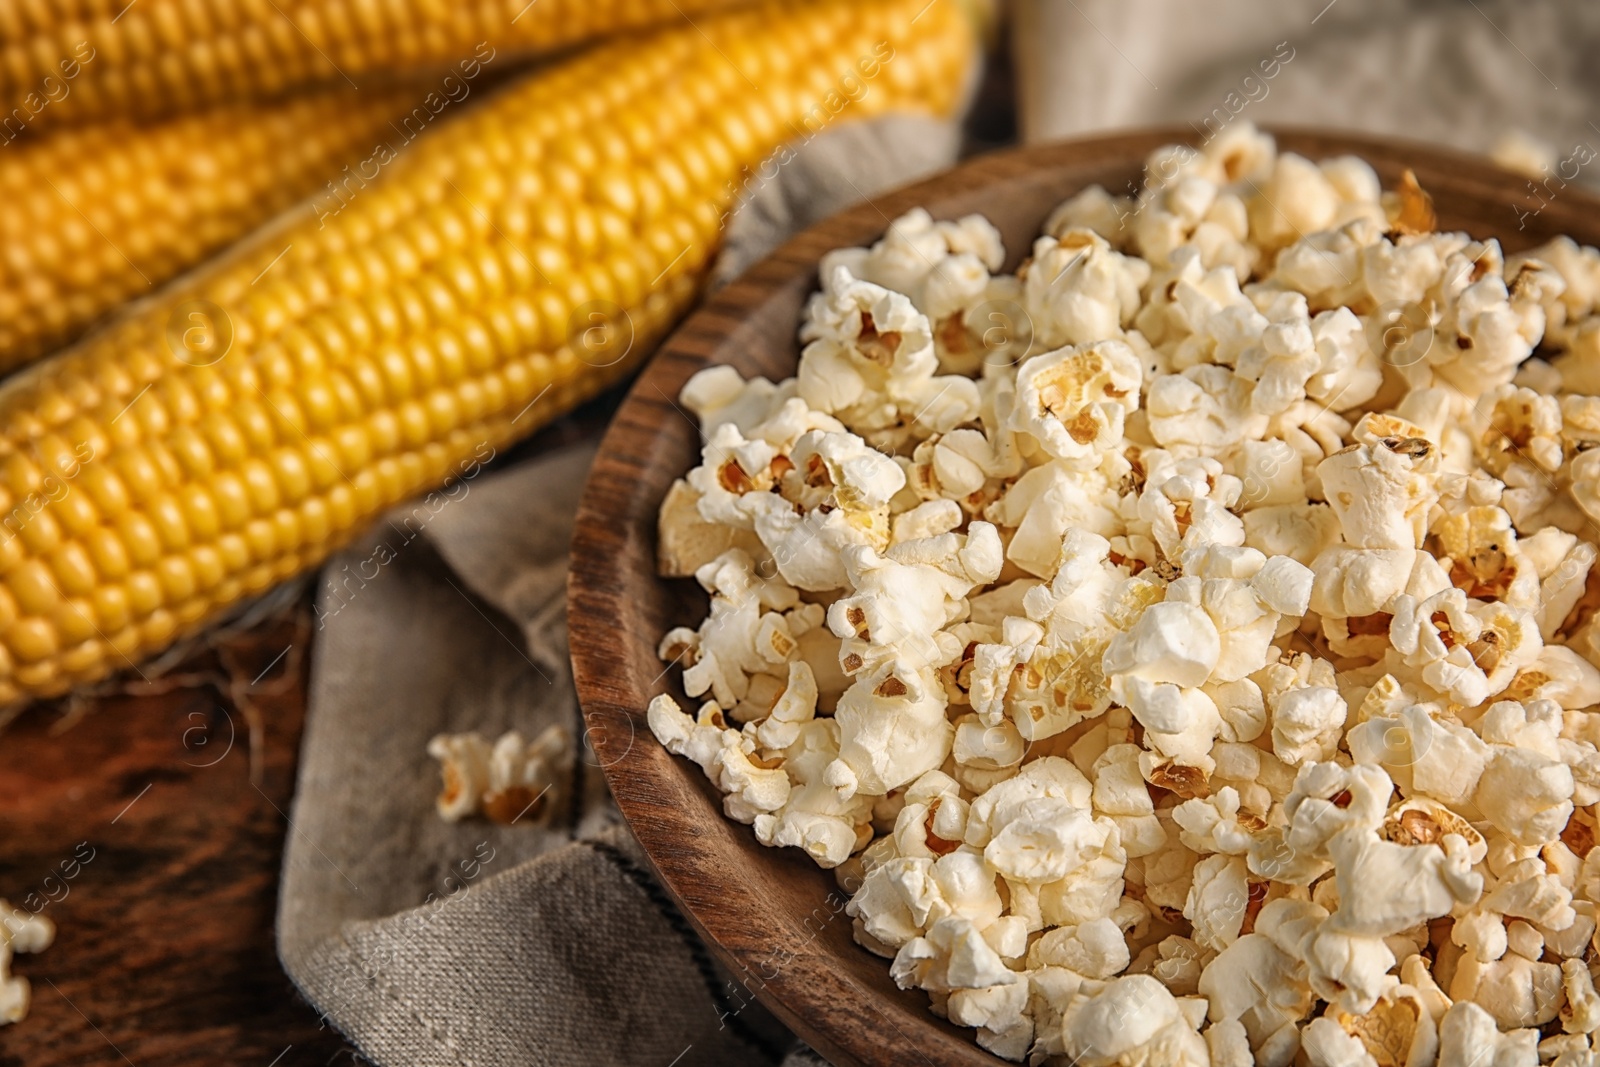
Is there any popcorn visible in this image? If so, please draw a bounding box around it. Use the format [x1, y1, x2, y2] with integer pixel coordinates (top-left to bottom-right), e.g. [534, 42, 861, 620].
[753, 718, 873, 868]
[1438, 1000, 1540, 1066]
[797, 267, 979, 445]
[718, 739, 793, 823]
[1432, 505, 1540, 609]
[1243, 501, 1341, 566]
[790, 430, 906, 512]
[668, 550, 802, 707]
[1204, 1018, 1254, 1067]
[985, 794, 1117, 886]
[1027, 916, 1131, 978]
[1247, 152, 1377, 253]
[1103, 600, 1220, 690]
[751, 659, 820, 751]
[1139, 250, 1256, 360]
[1260, 654, 1348, 766]
[1141, 180, 1256, 281]
[1198, 899, 1320, 1056]
[892, 914, 1017, 994]
[949, 979, 1033, 1059]
[1101, 589, 1235, 770]
[1476, 742, 1575, 848]
[656, 479, 766, 577]
[1058, 975, 1209, 1067]
[1134, 454, 1246, 561]
[426, 731, 495, 822]
[1139, 826, 1203, 917]
[1544, 1037, 1599, 1067]
[1318, 982, 1440, 1067]
[647, 125, 1600, 1062]
[1091, 743, 1167, 859]
[1269, 762, 1390, 885]
[821, 207, 1006, 315]
[1146, 364, 1270, 451]
[1511, 238, 1600, 343]
[685, 423, 782, 527]
[974, 531, 1162, 741]
[1323, 810, 1484, 937]
[1000, 440, 1126, 539]
[827, 522, 1001, 694]
[1386, 587, 1497, 706]
[1022, 229, 1151, 350]
[1309, 545, 1415, 618]
[910, 429, 1019, 509]
[1266, 218, 1385, 312]
[1129, 934, 1207, 997]
[1450, 944, 1565, 1029]
[1235, 308, 1374, 419]
[679, 366, 838, 446]
[1185, 853, 1251, 952]
[1045, 185, 1134, 249]
[827, 669, 954, 801]
[1563, 957, 1600, 1035]
[966, 757, 1113, 872]
[425, 725, 574, 825]
[647, 695, 792, 825]
[1434, 271, 1547, 400]
[1318, 435, 1439, 550]
[1008, 340, 1143, 466]
[1300, 1017, 1378, 1067]
[0, 901, 53, 1025]
[1482, 384, 1566, 476]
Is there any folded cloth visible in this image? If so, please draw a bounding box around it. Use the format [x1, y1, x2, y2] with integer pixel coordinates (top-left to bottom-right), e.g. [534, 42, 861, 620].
[275, 114, 964, 1067]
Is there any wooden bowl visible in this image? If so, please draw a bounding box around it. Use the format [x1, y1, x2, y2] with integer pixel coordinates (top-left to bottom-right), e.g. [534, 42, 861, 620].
[569, 128, 1600, 1066]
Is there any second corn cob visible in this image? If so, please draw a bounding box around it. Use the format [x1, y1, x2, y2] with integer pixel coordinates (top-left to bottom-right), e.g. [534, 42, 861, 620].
[0, 0, 978, 706]
[0, 85, 419, 373]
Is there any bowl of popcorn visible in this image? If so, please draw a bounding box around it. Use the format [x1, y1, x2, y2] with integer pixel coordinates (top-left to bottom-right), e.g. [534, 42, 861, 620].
[569, 123, 1600, 1066]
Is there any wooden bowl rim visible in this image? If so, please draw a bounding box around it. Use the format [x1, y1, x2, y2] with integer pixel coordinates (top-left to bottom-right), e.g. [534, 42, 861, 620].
[569, 125, 1600, 1066]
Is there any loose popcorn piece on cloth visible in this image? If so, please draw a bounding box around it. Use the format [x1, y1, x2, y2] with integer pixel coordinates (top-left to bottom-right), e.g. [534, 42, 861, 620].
[427, 725, 574, 825]
[648, 122, 1600, 1063]
[0, 901, 54, 1025]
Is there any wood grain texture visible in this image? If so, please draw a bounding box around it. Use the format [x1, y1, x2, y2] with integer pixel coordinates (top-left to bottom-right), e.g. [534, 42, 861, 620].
[0, 611, 361, 1067]
[568, 128, 1600, 1067]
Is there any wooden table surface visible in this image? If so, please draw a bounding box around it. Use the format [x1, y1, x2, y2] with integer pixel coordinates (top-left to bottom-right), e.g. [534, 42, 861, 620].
[0, 609, 360, 1067]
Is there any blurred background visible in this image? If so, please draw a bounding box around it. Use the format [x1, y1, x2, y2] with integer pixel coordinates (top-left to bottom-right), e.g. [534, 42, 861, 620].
[0, 0, 1593, 1064]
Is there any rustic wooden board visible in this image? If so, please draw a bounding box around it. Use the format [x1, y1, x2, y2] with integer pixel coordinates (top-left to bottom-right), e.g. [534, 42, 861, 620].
[0, 611, 360, 1067]
[568, 128, 1600, 1067]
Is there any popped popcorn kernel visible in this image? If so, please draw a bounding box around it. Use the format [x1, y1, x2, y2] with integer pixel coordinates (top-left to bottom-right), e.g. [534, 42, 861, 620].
[426, 725, 574, 825]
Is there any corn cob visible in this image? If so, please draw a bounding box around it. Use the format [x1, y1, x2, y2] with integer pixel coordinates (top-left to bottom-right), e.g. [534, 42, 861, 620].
[0, 0, 752, 128]
[0, 0, 977, 705]
[0, 85, 425, 374]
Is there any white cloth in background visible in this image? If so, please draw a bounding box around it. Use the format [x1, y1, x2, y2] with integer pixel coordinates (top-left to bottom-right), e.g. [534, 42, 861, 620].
[1015, 0, 1600, 160]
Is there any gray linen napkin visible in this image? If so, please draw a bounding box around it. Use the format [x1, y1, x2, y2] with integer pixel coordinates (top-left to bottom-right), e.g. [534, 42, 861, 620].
[276, 114, 965, 1067]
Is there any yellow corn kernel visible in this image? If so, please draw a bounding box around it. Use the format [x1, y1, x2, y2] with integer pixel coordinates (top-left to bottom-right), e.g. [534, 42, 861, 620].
[0, 86, 426, 373]
[0, 0, 977, 705]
